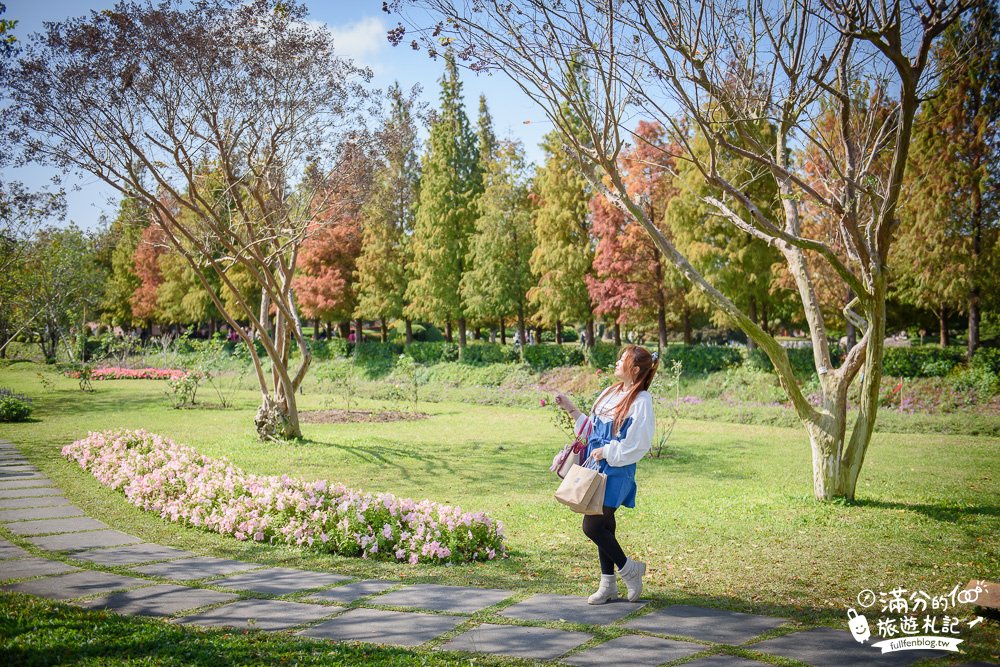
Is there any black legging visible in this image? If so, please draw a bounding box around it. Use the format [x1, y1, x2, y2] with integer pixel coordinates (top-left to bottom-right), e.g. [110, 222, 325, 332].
[582, 505, 627, 575]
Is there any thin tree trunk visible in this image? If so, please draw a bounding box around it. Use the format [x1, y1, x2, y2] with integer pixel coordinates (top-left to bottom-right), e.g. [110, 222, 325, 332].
[313, 318, 319, 340]
[516, 306, 526, 354]
[404, 319, 413, 345]
[445, 320, 453, 343]
[845, 289, 857, 351]
[555, 320, 562, 345]
[380, 318, 388, 343]
[613, 322, 621, 346]
[683, 309, 693, 345]
[939, 310, 950, 347]
[354, 318, 363, 344]
[338, 321, 350, 339]
[458, 317, 467, 350]
[533, 325, 541, 345]
[585, 320, 595, 348]
[500, 317, 506, 345]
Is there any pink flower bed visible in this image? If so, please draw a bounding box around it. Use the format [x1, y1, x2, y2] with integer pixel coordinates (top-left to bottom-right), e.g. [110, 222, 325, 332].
[62, 430, 507, 564]
[64, 367, 186, 380]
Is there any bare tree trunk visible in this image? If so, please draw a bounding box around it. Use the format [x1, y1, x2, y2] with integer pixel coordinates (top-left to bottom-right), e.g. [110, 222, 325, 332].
[445, 320, 453, 343]
[500, 317, 506, 345]
[338, 321, 350, 339]
[613, 322, 621, 346]
[404, 319, 413, 345]
[516, 306, 526, 353]
[354, 318, 363, 345]
[555, 320, 563, 345]
[585, 320, 595, 348]
[939, 310, 950, 347]
[683, 309, 693, 345]
[380, 318, 388, 343]
[458, 317, 467, 348]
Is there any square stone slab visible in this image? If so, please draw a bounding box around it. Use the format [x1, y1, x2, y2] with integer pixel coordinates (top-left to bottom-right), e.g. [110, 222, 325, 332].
[1, 570, 151, 600]
[80, 583, 239, 617]
[0, 538, 30, 560]
[440, 623, 591, 661]
[0, 496, 72, 509]
[0, 487, 62, 498]
[748, 627, 947, 666]
[564, 634, 707, 666]
[298, 608, 464, 647]
[6, 517, 109, 536]
[72, 543, 195, 566]
[131, 556, 262, 580]
[0, 505, 85, 522]
[501, 593, 647, 626]
[0, 556, 80, 580]
[370, 583, 513, 614]
[210, 567, 351, 595]
[177, 598, 342, 630]
[304, 580, 398, 604]
[27, 530, 143, 552]
[624, 605, 788, 644]
[682, 656, 774, 667]
[0, 478, 52, 489]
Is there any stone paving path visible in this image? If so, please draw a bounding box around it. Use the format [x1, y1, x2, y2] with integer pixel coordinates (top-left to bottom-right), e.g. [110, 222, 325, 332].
[0, 439, 992, 666]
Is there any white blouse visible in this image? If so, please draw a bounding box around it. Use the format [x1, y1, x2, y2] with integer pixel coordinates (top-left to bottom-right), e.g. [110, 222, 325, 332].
[574, 388, 655, 467]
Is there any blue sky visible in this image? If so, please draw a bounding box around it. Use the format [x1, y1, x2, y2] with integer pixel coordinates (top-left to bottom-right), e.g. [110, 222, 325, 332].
[2, 1, 549, 230]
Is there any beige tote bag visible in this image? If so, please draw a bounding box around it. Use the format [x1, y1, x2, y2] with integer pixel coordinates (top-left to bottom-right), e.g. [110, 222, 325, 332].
[555, 457, 606, 514]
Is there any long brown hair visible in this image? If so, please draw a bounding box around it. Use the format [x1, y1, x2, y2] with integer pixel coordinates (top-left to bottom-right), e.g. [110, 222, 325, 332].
[608, 345, 659, 436]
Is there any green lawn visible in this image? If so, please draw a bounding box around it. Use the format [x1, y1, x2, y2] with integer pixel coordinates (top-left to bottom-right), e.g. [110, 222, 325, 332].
[0, 360, 997, 664]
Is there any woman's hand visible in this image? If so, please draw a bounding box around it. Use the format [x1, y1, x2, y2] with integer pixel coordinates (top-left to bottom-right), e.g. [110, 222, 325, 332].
[592, 447, 606, 461]
[554, 392, 576, 415]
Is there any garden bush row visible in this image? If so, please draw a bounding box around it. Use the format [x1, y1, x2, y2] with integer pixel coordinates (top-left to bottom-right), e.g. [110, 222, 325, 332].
[62, 430, 508, 564]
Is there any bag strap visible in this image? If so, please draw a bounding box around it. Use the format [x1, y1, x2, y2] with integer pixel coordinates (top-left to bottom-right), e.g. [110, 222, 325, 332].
[575, 414, 593, 443]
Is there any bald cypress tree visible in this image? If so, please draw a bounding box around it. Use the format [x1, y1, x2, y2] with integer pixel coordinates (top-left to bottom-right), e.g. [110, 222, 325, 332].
[405, 51, 480, 347]
[355, 82, 420, 342]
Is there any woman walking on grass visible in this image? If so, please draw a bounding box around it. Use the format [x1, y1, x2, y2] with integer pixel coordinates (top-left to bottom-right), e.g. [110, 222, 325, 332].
[555, 345, 658, 604]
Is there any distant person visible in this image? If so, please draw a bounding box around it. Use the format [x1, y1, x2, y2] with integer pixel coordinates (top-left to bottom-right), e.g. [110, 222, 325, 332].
[555, 345, 658, 604]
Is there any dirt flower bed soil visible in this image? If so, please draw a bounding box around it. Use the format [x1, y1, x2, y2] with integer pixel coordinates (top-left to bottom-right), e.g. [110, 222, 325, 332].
[299, 409, 430, 424]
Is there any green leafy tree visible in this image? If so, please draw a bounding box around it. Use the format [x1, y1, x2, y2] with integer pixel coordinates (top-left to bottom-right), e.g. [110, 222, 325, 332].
[100, 197, 148, 328]
[461, 140, 536, 348]
[405, 51, 481, 347]
[20, 226, 105, 361]
[893, 3, 1000, 356]
[667, 122, 791, 345]
[355, 82, 420, 342]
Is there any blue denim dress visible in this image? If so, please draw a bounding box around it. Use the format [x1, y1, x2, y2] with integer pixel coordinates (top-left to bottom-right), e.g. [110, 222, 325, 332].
[585, 415, 638, 509]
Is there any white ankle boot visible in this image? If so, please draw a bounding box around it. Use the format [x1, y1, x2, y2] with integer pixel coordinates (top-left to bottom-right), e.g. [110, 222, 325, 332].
[587, 574, 618, 605]
[618, 557, 646, 602]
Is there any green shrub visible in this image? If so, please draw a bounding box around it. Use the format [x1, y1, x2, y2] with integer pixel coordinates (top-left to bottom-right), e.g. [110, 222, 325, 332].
[950, 364, 1000, 397]
[0, 388, 32, 422]
[307, 338, 351, 360]
[971, 347, 1000, 375]
[662, 345, 741, 375]
[881, 346, 964, 377]
[744, 347, 819, 376]
[404, 341, 460, 364]
[460, 343, 518, 365]
[418, 362, 533, 388]
[588, 341, 620, 369]
[522, 344, 584, 371]
[354, 341, 403, 364]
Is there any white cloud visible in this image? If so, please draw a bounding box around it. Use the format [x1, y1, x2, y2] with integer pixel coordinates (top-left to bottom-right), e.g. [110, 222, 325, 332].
[327, 16, 387, 64]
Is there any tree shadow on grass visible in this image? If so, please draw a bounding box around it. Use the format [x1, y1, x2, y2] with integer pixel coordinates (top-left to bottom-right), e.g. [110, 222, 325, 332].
[849, 498, 1000, 522]
[293, 436, 455, 481]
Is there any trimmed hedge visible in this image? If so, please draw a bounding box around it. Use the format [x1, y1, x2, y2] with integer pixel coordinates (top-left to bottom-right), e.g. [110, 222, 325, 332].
[662, 345, 742, 375]
[588, 341, 621, 369]
[523, 344, 585, 371]
[404, 341, 460, 364]
[881, 346, 965, 377]
[460, 343, 519, 365]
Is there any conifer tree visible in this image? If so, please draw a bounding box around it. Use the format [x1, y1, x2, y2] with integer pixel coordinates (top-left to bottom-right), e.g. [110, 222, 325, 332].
[461, 140, 535, 349]
[355, 82, 420, 343]
[893, 3, 1000, 356]
[527, 127, 594, 345]
[405, 51, 480, 347]
[101, 197, 147, 328]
